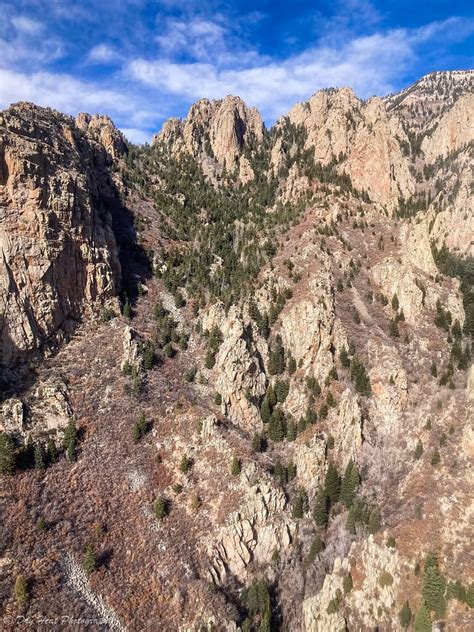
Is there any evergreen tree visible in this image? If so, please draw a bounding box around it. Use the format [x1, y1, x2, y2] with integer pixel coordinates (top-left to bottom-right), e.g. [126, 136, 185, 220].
[83, 544, 97, 575]
[430, 362, 437, 377]
[326, 391, 336, 408]
[306, 536, 324, 565]
[266, 384, 277, 407]
[422, 552, 446, 617]
[313, 490, 328, 527]
[133, 413, 148, 442]
[268, 337, 285, 375]
[153, 497, 167, 519]
[339, 460, 359, 508]
[392, 294, 400, 311]
[64, 419, 77, 463]
[340, 346, 350, 368]
[413, 602, 432, 632]
[34, 443, 45, 470]
[399, 601, 412, 628]
[414, 439, 423, 460]
[231, 456, 241, 476]
[0, 432, 15, 475]
[14, 575, 29, 606]
[368, 507, 382, 534]
[287, 420, 297, 441]
[252, 433, 265, 452]
[431, 449, 441, 466]
[47, 438, 57, 464]
[179, 454, 192, 474]
[389, 319, 400, 338]
[275, 380, 289, 403]
[324, 462, 340, 504]
[343, 573, 353, 594]
[346, 506, 357, 533]
[288, 355, 297, 374]
[260, 397, 271, 423]
[122, 299, 131, 320]
[292, 488, 308, 518]
[142, 342, 155, 369]
[268, 408, 285, 442]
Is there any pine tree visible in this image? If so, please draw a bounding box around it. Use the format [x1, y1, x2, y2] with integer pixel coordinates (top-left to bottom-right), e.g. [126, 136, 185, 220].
[268, 409, 285, 442]
[64, 419, 77, 463]
[389, 319, 400, 338]
[292, 488, 308, 519]
[306, 536, 324, 565]
[340, 346, 350, 368]
[324, 462, 340, 504]
[179, 454, 192, 474]
[47, 438, 57, 464]
[0, 432, 15, 474]
[275, 380, 289, 403]
[252, 433, 265, 452]
[346, 506, 357, 533]
[414, 439, 423, 460]
[340, 460, 359, 508]
[231, 456, 241, 476]
[399, 601, 412, 628]
[122, 299, 131, 320]
[288, 355, 297, 374]
[422, 552, 446, 617]
[413, 602, 432, 632]
[430, 362, 437, 377]
[313, 490, 328, 527]
[368, 507, 382, 533]
[266, 385, 277, 407]
[260, 397, 271, 423]
[431, 449, 441, 466]
[83, 544, 97, 575]
[343, 573, 353, 594]
[392, 294, 400, 311]
[34, 443, 45, 470]
[287, 421, 297, 442]
[14, 575, 29, 606]
[153, 497, 167, 519]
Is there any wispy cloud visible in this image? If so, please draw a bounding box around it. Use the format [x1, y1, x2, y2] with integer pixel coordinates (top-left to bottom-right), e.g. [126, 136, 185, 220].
[129, 17, 474, 122]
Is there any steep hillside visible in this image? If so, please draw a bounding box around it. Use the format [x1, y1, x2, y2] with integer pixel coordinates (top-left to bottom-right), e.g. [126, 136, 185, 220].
[0, 72, 473, 631]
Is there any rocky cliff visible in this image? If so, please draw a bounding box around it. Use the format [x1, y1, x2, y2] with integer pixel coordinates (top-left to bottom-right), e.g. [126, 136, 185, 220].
[1, 72, 473, 632]
[0, 103, 125, 369]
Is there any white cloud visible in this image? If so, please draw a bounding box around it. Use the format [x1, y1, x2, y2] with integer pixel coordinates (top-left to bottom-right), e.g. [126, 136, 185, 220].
[87, 43, 120, 64]
[11, 16, 43, 34]
[155, 17, 228, 61]
[0, 68, 156, 131]
[129, 17, 474, 122]
[120, 127, 150, 144]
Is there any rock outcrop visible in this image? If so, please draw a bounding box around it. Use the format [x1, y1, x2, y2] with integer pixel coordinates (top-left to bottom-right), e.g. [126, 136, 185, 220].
[0, 102, 123, 367]
[283, 88, 415, 206]
[153, 95, 264, 172]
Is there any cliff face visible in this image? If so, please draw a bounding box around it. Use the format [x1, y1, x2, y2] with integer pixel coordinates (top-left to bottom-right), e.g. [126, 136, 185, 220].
[153, 95, 264, 174]
[283, 88, 415, 206]
[1, 73, 473, 632]
[0, 103, 125, 367]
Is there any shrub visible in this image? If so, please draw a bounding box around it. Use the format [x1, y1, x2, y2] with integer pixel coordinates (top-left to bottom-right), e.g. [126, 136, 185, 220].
[0, 433, 16, 474]
[379, 571, 394, 587]
[231, 456, 241, 476]
[343, 573, 353, 594]
[83, 544, 97, 575]
[179, 455, 192, 474]
[153, 497, 167, 519]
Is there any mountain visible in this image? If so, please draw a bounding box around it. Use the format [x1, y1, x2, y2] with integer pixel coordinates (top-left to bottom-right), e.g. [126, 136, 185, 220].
[0, 71, 473, 631]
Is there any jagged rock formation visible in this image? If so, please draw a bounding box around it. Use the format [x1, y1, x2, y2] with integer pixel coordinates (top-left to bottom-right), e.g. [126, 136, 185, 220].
[0, 102, 125, 368]
[153, 95, 264, 174]
[282, 88, 415, 206]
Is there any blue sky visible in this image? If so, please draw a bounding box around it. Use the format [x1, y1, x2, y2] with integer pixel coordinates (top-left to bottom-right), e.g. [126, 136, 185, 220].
[0, 1, 473, 143]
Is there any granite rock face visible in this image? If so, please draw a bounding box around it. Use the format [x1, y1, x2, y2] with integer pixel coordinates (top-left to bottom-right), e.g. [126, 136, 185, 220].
[0, 102, 124, 367]
[153, 95, 264, 172]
